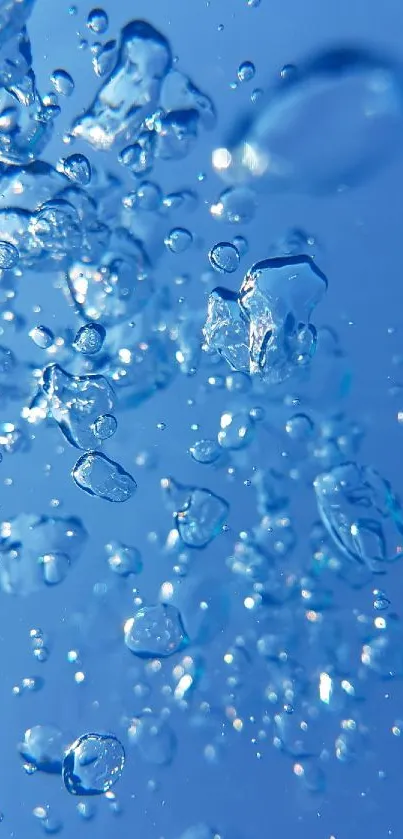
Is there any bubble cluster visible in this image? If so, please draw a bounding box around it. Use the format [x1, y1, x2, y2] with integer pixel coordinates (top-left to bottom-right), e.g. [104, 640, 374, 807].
[0, 4, 400, 833]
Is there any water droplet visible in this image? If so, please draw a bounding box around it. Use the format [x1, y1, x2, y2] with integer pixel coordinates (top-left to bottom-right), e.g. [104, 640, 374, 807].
[72, 322, 106, 354]
[19, 726, 64, 774]
[50, 69, 75, 96]
[209, 242, 240, 274]
[62, 153, 92, 186]
[72, 452, 136, 503]
[124, 604, 187, 658]
[29, 325, 54, 349]
[0, 241, 19, 269]
[87, 8, 109, 34]
[63, 733, 125, 795]
[165, 227, 193, 254]
[237, 61, 255, 83]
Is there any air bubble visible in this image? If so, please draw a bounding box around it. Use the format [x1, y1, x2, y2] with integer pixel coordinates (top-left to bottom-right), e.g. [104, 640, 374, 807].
[209, 242, 240, 274]
[72, 322, 106, 354]
[62, 153, 92, 186]
[50, 69, 74, 96]
[237, 61, 256, 83]
[72, 452, 137, 503]
[87, 8, 108, 34]
[124, 604, 187, 658]
[0, 241, 19, 270]
[29, 326, 54, 349]
[165, 227, 193, 254]
[63, 733, 125, 795]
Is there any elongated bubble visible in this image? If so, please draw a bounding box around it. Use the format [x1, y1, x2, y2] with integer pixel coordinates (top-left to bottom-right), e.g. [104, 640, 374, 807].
[213, 47, 403, 193]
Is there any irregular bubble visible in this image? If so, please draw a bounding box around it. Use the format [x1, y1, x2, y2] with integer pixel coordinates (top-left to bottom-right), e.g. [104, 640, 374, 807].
[72, 451, 137, 503]
[63, 733, 125, 795]
[160, 69, 216, 129]
[189, 439, 221, 464]
[155, 109, 199, 160]
[214, 47, 403, 193]
[13, 675, 45, 696]
[39, 552, 70, 585]
[0, 42, 54, 164]
[72, 322, 106, 355]
[105, 540, 142, 576]
[124, 603, 187, 658]
[0, 513, 86, 595]
[42, 364, 115, 450]
[171, 484, 229, 549]
[87, 8, 108, 34]
[373, 589, 391, 611]
[91, 413, 117, 441]
[0, 0, 36, 48]
[19, 725, 64, 774]
[238, 61, 256, 83]
[209, 242, 240, 274]
[218, 410, 254, 450]
[203, 287, 250, 374]
[62, 153, 92, 186]
[50, 69, 74, 96]
[204, 255, 327, 384]
[233, 234, 248, 255]
[66, 229, 152, 326]
[29, 199, 83, 258]
[128, 712, 177, 765]
[165, 227, 193, 254]
[0, 240, 19, 269]
[361, 613, 403, 678]
[72, 20, 172, 150]
[29, 325, 54, 349]
[314, 462, 403, 572]
[210, 186, 256, 223]
[92, 39, 117, 78]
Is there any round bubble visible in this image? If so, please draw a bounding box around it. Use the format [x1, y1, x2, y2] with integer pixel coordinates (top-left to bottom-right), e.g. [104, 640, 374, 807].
[50, 69, 75, 96]
[209, 242, 240, 274]
[87, 8, 108, 33]
[63, 733, 125, 795]
[164, 227, 193, 254]
[63, 154, 92, 187]
[238, 61, 256, 83]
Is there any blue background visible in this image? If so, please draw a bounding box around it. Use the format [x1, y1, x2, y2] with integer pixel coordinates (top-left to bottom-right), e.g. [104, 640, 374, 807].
[1, 1, 403, 837]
